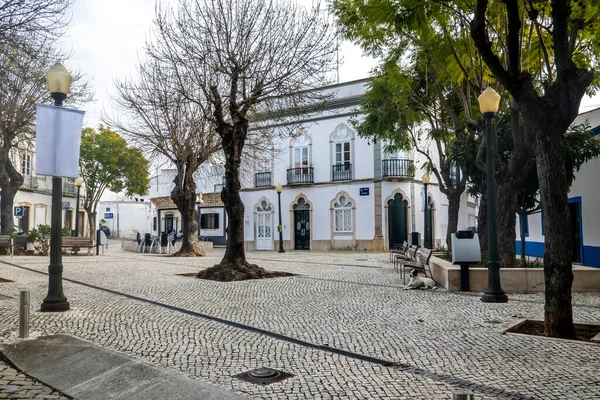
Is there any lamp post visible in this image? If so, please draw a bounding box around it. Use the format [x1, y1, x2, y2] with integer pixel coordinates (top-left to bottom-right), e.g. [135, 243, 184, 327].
[41, 63, 72, 312]
[74, 178, 83, 237]
[422, 173, 431, 249]
[275, 184, 285, 253]
[478, 86, 508, 303]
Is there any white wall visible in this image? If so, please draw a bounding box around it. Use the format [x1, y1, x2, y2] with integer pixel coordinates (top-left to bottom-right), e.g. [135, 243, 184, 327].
[99, 201, 151, 238]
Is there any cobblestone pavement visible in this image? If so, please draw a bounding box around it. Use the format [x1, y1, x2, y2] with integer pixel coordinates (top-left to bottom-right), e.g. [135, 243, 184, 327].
[0, 359, 70, 399]
[1, 244, 600, 399]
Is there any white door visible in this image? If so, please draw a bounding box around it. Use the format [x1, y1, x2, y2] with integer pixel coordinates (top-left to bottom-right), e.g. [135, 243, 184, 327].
[256, 212, 273, 250]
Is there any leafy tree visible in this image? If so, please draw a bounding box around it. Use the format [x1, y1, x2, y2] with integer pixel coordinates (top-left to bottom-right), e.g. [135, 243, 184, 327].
[151, 0, 337, 280]
[79, 126, 150, 237]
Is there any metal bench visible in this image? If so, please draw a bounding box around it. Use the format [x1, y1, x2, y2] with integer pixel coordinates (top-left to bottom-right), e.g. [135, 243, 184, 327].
[60, 237, 95, 256]
[389, 241, 408, 261]
[393, 245, 418, 273]
[400, 248, 433, 284]
[0, 235, 13, 256]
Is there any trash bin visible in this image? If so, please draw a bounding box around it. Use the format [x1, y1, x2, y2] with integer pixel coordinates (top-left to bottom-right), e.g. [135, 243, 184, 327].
[411, 232, 421, 247]
[451, 231, 481, 291]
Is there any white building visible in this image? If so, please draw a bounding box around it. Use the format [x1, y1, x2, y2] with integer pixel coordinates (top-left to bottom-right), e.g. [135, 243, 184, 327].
[516, 107, 600, 267]
[239, 79, 475, 252]
[98, 197, 151, 239]
[10, 148, 88, 235]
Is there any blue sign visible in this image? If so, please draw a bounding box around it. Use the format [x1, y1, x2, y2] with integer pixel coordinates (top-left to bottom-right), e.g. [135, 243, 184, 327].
[107, 213, 114, 219]
[14, 206, 24, 217]
[62, 202, 71, 210]
[359, 187, 369, 196]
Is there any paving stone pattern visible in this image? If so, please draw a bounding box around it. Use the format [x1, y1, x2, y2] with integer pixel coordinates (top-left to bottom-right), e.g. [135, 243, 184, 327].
[1, 245, 600, 399]
[0, 359, 70, 399]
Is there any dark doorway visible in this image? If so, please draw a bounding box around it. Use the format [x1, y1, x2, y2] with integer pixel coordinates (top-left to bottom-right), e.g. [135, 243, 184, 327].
[569, 200, 582, 263]
[165, 215, 174, 233]
[294, 210, 310, 250]
[388, 194, 408, 249]
[78, 211, 86, 236]
[19, 206, 30, 232]
[64, 210, 73, 231]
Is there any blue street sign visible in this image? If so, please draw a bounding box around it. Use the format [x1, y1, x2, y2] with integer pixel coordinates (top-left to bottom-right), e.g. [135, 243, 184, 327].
[359, 187, 369, 196]
[62, 202, 71, 210]
[14, 206, 24, 217]
[107, 213, 114, 219]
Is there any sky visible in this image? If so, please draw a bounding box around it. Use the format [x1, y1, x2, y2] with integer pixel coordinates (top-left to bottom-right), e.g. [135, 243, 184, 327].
[59, 0, 599, 130]
[58, 0, 379, 129]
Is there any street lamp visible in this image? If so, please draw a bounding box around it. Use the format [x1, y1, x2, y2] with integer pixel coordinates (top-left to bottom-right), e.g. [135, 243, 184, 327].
[478, 86, 508, 303]
[41, 63, 72, 312]
[74, 178, 83, 237]
[275, 184, 285, 253]
[422, 173, 431, 249]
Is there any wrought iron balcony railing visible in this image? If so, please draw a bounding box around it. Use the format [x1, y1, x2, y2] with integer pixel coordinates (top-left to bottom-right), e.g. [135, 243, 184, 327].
[21, 174, 39, 189]
[255, 171, 272, 188]
[382, 159, 413, 178]
[332, 163, 352, 181]
[286, 167, 314, 185]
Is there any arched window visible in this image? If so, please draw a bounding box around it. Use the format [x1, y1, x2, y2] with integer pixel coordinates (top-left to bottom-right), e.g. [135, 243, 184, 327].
[333, 194, 353, 232]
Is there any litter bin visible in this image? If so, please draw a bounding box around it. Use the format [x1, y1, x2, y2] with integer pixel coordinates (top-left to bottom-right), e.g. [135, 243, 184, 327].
[451, 231, 481, 291]
[410, 232, 421, 247]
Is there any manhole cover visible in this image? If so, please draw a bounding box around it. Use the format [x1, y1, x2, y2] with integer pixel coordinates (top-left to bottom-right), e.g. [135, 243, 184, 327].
[234, 368, 293, 385]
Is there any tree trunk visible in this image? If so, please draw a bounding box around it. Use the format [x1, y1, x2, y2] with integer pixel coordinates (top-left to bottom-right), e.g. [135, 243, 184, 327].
[446, 191, 461, 251]
[86, 210, 96, 238]
[534, 125, 574, 338]
[477, 193, 487, 256]
[198, 124, 273, 281]
[496, 180, 518, 268]
[171, 161, 205, 257]
[0, 154, 24, 234]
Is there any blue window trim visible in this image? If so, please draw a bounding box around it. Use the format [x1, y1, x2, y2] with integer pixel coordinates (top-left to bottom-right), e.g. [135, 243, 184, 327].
[591, 125, 600, 137]
[518, 214, 529, 237]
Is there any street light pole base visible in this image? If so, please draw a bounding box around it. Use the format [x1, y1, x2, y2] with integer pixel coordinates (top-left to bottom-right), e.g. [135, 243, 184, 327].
[40, 299, 70, 312]
[481, 292, 508, 303]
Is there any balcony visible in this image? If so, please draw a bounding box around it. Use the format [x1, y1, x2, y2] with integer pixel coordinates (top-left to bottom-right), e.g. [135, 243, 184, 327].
[21, 174, 39, 189]
[332, 163, 352, 181]
[254, 171, 272, 188]
[287, 167, 314, 185]
[63, 181, 77, 196]
[382, 159, 413, 178]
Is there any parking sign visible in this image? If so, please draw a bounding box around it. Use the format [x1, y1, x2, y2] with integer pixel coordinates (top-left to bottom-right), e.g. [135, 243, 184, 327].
[14, 206, 24, 217]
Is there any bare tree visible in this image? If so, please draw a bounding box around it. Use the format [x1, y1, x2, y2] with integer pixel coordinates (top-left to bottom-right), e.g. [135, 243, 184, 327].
[110, 58, 221, 256]
[150, 0, 337, 280]
[0, 0, 72, 46]
[0, 36, 88, 233]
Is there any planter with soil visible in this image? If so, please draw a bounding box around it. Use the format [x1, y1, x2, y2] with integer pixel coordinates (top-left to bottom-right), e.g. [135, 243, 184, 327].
[505, 319, 600, 343]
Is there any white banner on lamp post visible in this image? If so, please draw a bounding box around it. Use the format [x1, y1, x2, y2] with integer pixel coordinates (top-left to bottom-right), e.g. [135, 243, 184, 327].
[35, 104, 85, 178]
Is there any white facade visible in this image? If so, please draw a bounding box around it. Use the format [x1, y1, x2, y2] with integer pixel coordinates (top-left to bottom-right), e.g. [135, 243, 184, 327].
[517, 107, 600, 267]
[239, 79, 475, 251]
[98, 198, 151, 239]
[9, 148, 88, 235]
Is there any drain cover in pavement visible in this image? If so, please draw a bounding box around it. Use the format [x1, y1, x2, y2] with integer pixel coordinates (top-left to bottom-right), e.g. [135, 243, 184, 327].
[234, 368, 293, 385]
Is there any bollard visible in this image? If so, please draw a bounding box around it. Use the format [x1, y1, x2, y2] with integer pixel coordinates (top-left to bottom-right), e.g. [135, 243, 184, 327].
[19, 290, 30, 338]
[453, 391, 474, 400]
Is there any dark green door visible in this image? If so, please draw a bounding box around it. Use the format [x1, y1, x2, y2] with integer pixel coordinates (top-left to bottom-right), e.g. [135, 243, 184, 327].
[388, 194, 407, 248]
[294, 210, 310, 250]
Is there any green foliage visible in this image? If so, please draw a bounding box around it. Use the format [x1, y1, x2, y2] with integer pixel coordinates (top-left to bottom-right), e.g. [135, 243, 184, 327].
[79, 126, 150, 221]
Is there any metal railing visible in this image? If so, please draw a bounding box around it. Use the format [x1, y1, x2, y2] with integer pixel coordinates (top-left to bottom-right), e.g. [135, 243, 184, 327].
[255, 171, 272, 188]
[332, 163, 352, 181]
[286, 167, 314, 185]
[21, 175, 39, 189]
[382, 159, 413, 178]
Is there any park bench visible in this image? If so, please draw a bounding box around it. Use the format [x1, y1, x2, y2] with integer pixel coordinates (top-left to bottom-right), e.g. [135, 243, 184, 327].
[393, 245, 418, 273]
[389, 241, 408, 261]
[400, 248, 433, 284]
[0, 235, 13, 256]
[60, 237, 95, 255]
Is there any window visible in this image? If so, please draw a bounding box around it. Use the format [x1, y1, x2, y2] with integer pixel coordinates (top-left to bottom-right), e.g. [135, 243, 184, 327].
[106, 207, 111, 212]
[257, 159, 271, 172]
[153, 217, 157, 231]
[333, 195, 353, 232]
[201, 213, 219, 230]
[294, 147, 309, 168]
[335, 142, 351, 165]
[21, 153, 32, 176]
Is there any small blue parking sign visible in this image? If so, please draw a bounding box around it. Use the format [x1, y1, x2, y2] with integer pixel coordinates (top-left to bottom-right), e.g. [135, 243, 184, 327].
[14, 206, 24, 217]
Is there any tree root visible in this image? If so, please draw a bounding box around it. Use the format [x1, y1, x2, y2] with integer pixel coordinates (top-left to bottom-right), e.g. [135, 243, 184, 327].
[197, 260, 294, 282]
[173, 243, 206, 257]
